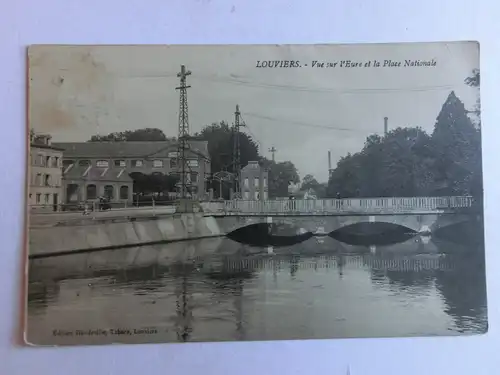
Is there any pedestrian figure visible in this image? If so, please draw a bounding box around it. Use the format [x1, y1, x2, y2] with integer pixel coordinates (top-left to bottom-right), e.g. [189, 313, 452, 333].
[82, 202, 90, 215]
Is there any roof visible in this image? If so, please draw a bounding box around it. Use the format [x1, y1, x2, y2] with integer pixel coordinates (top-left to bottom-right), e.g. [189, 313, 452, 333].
[30, 143, 65, 152]
[63, 165, 133, 183]
[52, 141, 210, 160]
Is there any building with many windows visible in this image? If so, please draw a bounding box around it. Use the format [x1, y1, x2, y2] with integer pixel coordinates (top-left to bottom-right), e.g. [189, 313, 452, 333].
[240, 161, 268, 200]
[53, 140, 211, 204]
[29, 134, 64, 211]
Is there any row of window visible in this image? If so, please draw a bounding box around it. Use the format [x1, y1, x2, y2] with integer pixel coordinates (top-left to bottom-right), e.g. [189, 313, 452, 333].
[31, 173, 61, 187]
[31, 154, 61, 168]
[30, 192, 58, 205]
[243, 191, 268, 200]
[243, 177, 268, 188]
[63, 158, 200, 169]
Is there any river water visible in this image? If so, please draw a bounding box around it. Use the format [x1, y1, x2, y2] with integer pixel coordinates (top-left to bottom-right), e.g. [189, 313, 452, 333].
[27, 228, 487, 345]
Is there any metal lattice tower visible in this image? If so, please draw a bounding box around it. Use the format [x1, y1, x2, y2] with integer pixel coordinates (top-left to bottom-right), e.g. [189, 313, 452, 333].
[232, 104, 245, 197]
[175, 65, 192, 199]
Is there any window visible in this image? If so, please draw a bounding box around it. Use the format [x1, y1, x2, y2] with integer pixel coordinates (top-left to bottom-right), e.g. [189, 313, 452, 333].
[53, 157, 59, 167]
[244, 178, 249, 188]
[79, 160, 91, 167]
[115, 160, 126, 167]
[35, 173, 42, 186]
[153, 160, 163, 168]
[120, 185, 129, 200]
[86, 184, 97, 200]
[36, 193, 41, 204]
[263, 177, 267, 187]
[63, 159, 74, 167]
[96, 160, 109, 168]
[38, 155, 44, 166]
[190, 173, 198, 183]
[187, 159, 199, 167]
[44, 174, 51, 186]
[254, 191, 259, 200]
[254, 177, 259, 187]
[244, 191, 249, 199]
[45, 156, 51, 167]
[168, 152, 178, 158]
[264, 191, 268, 200]
[44, 194, 50, 204]
[170, 159, 177, 168]
[104, 185, 114, 199]
[133, 160, 143, 167]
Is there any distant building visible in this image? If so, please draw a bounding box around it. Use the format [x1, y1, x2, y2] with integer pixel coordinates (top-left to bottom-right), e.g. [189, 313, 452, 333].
[53, 140, 211, 204]
[240, 161, 268, 200]
[29, 134, 64, 211]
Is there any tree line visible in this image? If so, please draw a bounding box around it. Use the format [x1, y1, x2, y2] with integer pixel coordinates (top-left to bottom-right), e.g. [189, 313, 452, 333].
[327, 70, 482, 200]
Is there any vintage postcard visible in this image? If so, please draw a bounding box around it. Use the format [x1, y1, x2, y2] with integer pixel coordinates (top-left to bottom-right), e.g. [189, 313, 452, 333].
[25, 43, 486, 346]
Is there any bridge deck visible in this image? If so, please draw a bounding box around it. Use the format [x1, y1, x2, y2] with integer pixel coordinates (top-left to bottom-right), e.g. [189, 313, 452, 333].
[29, 196, 473, 226]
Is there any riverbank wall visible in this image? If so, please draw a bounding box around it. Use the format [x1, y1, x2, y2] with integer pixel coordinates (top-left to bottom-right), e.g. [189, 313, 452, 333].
[29, 213, 223, 258]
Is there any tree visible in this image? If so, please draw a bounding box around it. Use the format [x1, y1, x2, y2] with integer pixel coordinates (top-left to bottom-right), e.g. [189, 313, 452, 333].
[88, 128, 169, 142]
[465, 68, 481, 127]
[464, 69, 483, 201]
[432, 91, 481, 195]
[326, 127, 435, 198]
[192, 121, 260, 174]
[301, 174, 320, 191]
[262, 159, 300, 198]
[192, 121, 260, 198]
[301, 174, 328, 198]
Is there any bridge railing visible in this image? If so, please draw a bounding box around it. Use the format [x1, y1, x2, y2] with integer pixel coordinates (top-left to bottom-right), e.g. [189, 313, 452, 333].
[200, 196, 473, 215]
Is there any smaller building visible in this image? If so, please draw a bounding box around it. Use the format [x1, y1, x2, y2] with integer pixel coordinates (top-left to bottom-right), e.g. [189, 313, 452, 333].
[240, 161, 268, 200]
[29, 134, 64, 211]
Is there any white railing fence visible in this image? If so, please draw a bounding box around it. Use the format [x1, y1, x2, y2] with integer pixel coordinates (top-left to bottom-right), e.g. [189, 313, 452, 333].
[28, 199, 176, 214]
[29, 196, 474, 217]
[200, 196, 474, 215]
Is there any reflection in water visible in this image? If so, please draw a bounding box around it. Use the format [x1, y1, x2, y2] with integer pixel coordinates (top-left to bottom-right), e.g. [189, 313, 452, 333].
[27, 218, 487, 345]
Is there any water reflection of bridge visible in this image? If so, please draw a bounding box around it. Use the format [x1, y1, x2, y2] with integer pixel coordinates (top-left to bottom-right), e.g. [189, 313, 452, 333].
[27, 233, 487, 344]
[218, 255, 455, 273]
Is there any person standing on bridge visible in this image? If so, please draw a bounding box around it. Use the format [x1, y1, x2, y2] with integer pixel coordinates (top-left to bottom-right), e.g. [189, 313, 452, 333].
[336, 192, 342, 210]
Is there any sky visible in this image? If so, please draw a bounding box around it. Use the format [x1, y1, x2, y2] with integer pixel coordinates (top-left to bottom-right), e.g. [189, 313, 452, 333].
[28, 42, 480, 183]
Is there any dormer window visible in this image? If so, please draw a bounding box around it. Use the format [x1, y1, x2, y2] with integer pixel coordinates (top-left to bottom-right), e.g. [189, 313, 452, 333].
[78, 160, 91, 167]
[96, 160, 109, 168]
[114, 160, 126, 167]
[153, 160, 163, 168]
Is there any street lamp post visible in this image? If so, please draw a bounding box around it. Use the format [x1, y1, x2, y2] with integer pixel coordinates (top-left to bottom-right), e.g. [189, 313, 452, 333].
[213, 171, 234, 200]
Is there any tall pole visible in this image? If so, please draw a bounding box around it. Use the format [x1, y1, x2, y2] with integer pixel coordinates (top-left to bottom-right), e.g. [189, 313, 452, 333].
[328, 150, 333, 178]
[176, 65, 192, 199]
[232, 104, 245, 198]
[269, 146, 277, 162]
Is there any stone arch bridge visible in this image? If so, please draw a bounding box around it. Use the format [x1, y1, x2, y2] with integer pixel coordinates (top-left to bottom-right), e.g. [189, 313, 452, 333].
[201, 196, 478, 236]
